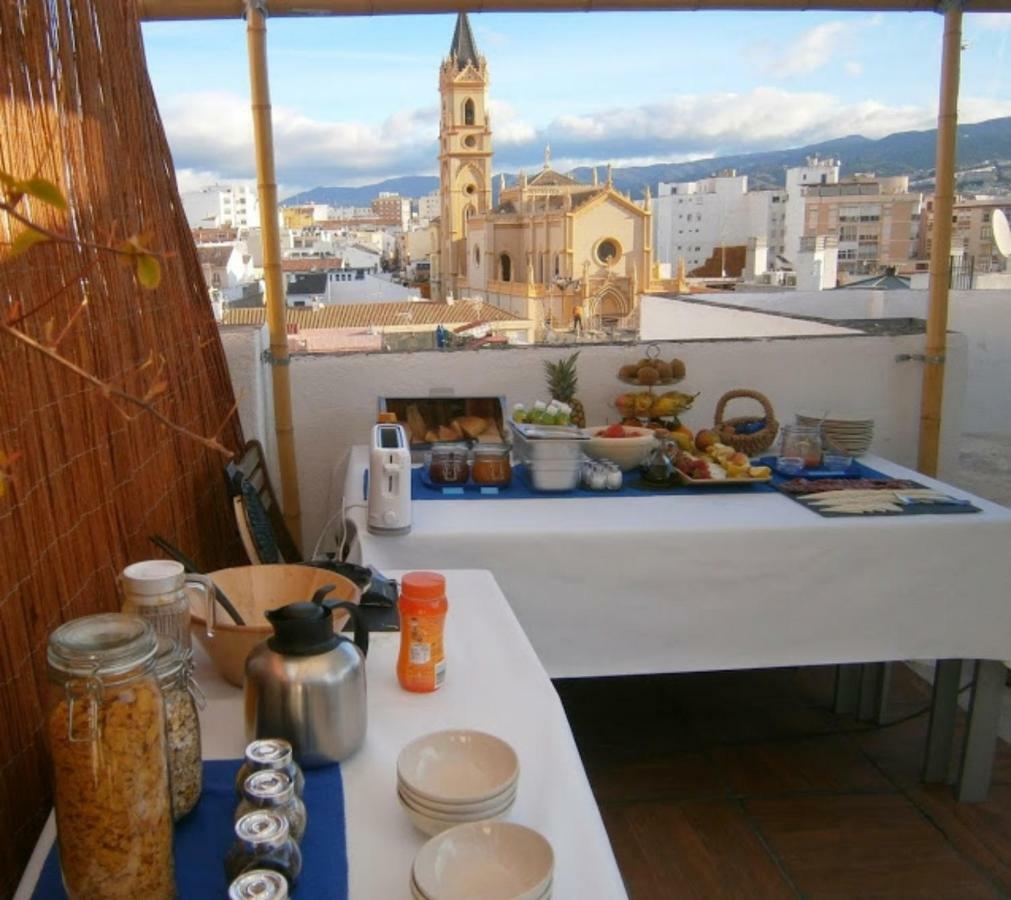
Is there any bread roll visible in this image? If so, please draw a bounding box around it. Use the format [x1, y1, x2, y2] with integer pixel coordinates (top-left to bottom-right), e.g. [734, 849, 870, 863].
[455, 415, 488, 438]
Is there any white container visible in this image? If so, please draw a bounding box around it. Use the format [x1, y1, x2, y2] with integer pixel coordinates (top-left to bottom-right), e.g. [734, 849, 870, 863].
[508, 423, 588, 492]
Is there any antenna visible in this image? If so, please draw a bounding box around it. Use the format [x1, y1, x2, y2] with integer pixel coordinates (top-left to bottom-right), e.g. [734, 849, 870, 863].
[992, 209, 1011, 259]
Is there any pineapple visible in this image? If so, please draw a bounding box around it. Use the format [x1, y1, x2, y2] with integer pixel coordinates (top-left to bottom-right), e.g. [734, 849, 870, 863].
[544, 352, 586, 428]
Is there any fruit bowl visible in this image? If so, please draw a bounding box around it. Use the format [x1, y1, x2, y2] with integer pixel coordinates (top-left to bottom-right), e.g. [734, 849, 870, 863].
[583, 425, 657, 471]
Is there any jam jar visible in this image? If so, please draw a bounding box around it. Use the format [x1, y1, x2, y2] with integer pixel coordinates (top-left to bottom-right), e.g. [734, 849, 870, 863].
[236, 770, 308, 843]
[229, 869, 289, 900]
[471, 444, 512, 487]
[235, 738, 305, 798]
[46, 614, 174, 899]
[155, 636, 203, 820]
[225, 811, 302, 885]
[428, 443, 470, 485]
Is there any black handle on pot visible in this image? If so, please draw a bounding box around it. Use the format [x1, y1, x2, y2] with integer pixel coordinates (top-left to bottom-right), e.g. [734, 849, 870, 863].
[325, 600, 369, 658]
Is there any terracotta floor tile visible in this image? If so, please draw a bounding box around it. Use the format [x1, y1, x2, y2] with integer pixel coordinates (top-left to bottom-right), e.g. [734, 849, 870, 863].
[906, 783, 1011, 894]
[607, 799, 799, 900]
[712, 736, 893, 796]
[588, 751, 727, 803]
[747, 793, 1002, 899]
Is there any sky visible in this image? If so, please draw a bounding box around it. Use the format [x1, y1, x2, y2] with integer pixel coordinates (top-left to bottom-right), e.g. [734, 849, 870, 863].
[140, 10, 1011, 197]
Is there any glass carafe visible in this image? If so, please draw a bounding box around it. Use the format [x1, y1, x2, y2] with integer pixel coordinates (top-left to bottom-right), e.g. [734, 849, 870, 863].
[120, 559, 213, 656]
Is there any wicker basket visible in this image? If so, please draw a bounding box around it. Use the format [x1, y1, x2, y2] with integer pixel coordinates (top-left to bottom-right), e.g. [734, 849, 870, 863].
[714, 389, 779, 456]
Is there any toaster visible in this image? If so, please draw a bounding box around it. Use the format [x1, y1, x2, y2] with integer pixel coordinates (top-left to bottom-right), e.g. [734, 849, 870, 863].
[367, 423, 412, 535]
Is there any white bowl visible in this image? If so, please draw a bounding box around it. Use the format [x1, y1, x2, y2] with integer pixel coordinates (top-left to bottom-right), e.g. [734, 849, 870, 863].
[413, 822, 554, 900]
[412, 872, 552, 900]
[398, 730, 519, 805]
[398, 780, 517, 817]
[583, 425, 657, 471]
[399, 778, 517, 816]
[398, 790, 513, 837]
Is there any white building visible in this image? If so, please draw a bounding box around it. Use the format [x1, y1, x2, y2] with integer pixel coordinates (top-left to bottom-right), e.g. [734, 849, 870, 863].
[782, 156, 840, 264]
[181, 183, 260, 229]
[653, 171, 787, 274]
[417, 190, 441, 226]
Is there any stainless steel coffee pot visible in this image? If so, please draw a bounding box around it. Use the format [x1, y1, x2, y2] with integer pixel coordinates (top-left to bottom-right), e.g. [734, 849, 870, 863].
[244, 586, 369, 768]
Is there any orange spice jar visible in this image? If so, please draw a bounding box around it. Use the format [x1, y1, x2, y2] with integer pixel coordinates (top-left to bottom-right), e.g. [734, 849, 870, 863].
[396, 572, 448, 693]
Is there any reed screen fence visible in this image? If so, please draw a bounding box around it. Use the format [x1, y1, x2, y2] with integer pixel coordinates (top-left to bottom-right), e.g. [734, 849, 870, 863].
[0, 0, 245, 892]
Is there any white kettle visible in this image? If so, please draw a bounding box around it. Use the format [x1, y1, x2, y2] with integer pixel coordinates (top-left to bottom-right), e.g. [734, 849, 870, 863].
[367, 423, 412, 535]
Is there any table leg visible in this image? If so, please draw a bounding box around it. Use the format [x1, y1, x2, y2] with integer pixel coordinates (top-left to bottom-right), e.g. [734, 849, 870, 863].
[956, 659, 1006, 803]
[923, 658, 962, 783]
[833, 664, 861, 715]
[858, 663, 890, 723]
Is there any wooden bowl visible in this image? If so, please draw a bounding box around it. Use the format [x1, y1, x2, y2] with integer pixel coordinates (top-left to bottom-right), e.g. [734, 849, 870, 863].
[190, 564, 361, 687]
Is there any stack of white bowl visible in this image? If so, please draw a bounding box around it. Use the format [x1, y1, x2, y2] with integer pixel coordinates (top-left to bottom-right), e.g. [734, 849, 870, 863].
[411, 821, 554, 900]
[397, 730, 519, 837]
[797, 411, 875, 457]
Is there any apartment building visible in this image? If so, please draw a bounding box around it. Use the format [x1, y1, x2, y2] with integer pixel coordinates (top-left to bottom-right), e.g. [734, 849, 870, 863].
[782, 157, 840, 263]
[653, 171, 787, 274]
[920, 196, 1011, 273]
[417, 190, 441, 225]
[371, 192, 411, 229]
[801, 175, 923, 278]
[181, 183, 260, 229]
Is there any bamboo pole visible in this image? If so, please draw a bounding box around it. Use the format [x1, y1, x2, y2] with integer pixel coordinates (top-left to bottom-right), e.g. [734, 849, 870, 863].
[917, 0, 962, 477]
[246, 1, 303, 549]
[139, 0, 1011, 19]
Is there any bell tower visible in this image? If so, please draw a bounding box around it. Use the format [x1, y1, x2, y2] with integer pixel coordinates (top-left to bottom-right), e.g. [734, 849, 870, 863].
[435, 12, 492, 301]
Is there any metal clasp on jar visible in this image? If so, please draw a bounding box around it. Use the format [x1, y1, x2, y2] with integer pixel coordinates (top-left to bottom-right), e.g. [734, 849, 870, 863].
[185, 660, 207, 710]
[64, 671, 103, 743]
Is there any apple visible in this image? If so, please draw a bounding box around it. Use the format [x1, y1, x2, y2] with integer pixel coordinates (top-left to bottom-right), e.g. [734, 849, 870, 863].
[729, 452, 749, 468]
[695, 429, 719, 451]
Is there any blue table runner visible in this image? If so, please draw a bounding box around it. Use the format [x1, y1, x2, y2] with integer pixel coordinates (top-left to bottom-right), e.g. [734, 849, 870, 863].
[409, 462, 778, 500]
[34, 759, 348, 899]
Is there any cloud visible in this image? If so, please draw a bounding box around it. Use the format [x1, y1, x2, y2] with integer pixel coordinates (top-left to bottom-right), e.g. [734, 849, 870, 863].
[974, 13, 1011, 31]
[158, 86, 1011, 190]
[751, 17, 879, 78]
[844, 61, 863, 77]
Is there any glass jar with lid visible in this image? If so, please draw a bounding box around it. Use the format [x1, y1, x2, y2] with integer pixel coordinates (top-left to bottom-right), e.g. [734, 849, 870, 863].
[427, 443, 470, 485]
[46, 614, 174, 899]
[779, 424, 823, 468]
[155, 635, 204, 820]
[235, 739, 304, 799]
[471, 444, 512, 487]
[120, 559, 215, 655]
[225, 811, 302, 885]
[229, 869, 289, 900]
[236, 770, 307, 843]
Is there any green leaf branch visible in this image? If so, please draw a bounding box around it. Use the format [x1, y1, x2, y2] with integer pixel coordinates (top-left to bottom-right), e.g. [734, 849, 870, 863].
[1, 170, 236, 464]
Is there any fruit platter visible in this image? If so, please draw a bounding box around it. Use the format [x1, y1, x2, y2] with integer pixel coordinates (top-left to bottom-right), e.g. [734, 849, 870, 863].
[661, 428, 772, 485]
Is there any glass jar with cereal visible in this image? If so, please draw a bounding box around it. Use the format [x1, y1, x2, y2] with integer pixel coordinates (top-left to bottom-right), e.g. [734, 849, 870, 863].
[155, 635, 204, 820]
[46, 614, 174, 900]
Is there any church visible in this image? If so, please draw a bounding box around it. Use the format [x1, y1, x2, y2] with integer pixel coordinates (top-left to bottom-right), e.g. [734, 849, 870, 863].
[428, 13, 657, 332]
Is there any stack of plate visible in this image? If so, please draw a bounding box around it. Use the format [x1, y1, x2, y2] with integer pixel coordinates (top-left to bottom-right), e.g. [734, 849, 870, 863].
[411, 821, 554, 900]
[397, 730, 519, 837]
[797, 411, 875, 457]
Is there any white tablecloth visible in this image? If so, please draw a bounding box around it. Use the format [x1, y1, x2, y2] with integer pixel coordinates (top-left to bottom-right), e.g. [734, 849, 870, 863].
[16, 570, 626, 900]
[343, 447, 1011, 679]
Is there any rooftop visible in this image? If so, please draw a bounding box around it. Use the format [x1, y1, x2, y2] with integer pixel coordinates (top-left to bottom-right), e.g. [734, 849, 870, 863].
[221, 299, 526, 329]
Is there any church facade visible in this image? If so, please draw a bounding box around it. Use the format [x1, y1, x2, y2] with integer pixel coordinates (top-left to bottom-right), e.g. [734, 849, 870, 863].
[429, 13, 656, 332]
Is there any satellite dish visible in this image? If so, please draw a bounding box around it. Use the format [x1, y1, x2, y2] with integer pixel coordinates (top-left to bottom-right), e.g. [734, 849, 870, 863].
[993, 209, 1011, 259]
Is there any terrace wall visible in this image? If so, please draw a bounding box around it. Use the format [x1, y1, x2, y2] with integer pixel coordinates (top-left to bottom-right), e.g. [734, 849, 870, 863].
[720, 289, 1011, 435]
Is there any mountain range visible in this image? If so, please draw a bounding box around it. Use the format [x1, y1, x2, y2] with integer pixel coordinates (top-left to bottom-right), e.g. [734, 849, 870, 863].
[282, 116, 1011, 207]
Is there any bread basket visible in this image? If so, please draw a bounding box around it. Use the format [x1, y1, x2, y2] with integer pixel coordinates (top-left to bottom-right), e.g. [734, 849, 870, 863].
[714, 389, 779, 455]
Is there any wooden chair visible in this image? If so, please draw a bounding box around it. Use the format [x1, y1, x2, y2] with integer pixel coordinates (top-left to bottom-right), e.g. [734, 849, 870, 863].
[226, 440, 301, 564]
